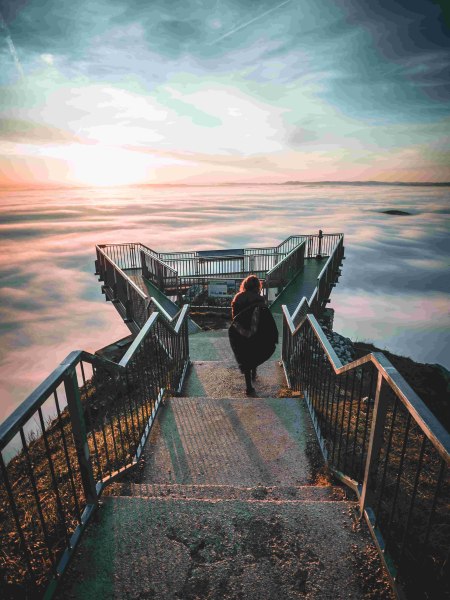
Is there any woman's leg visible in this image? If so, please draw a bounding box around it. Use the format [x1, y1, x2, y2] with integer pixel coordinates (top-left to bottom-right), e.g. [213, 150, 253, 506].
[244, 370, 254, 394]
[251, 367, 257, 381]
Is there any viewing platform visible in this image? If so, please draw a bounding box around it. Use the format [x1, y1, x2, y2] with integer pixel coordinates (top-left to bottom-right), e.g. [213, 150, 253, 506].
[94, 233, 343, 336]
[1, 233, 448, 600]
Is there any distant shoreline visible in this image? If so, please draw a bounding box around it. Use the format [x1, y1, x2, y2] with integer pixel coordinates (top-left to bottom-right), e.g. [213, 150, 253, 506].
[1, 180, 450, 191]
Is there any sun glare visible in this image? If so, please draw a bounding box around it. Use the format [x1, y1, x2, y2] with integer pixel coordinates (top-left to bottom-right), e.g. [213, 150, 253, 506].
[66, 144, 151, 186]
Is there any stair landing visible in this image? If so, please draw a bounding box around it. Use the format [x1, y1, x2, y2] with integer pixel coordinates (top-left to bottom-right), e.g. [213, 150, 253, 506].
[139, 397, 316, 486]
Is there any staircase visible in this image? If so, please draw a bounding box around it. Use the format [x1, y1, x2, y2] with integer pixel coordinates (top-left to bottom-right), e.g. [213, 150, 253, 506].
[57, 329, 394, 600]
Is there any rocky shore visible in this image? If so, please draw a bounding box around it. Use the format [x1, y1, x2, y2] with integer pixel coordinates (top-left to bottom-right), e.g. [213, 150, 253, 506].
[319, 325, 356, 364]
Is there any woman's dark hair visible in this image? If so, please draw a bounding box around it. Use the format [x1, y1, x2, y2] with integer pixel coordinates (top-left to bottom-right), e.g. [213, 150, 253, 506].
[239, 274, 261, 293]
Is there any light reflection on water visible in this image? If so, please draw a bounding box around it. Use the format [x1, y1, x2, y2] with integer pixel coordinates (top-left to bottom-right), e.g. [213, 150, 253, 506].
[0, 183, 449, 422]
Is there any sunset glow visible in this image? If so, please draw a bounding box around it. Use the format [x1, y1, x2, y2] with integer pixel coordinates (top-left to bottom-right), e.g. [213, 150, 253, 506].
[0, 1, 449, 187]
[60, 144, 155, 187]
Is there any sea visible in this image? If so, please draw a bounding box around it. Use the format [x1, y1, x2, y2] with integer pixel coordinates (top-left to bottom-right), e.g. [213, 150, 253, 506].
[1, 183, 449, 423]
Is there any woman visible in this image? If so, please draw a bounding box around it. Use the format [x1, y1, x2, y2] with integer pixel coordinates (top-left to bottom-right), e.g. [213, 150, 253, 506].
[229, 275, 279, 395]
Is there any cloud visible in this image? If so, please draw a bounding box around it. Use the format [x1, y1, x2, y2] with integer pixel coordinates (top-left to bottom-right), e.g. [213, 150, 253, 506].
[0, 118, 80, 144]
[1, 182, 449, 420]
[40, 53, 54, 64]
[0, 0, 449, 186]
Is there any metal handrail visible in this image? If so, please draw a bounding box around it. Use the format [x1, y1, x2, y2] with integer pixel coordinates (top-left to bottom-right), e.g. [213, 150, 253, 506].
[317, 236, 343, 281]
[284, 310, 450, 462]
[265, 240, 306, 280]
[307, 235, 344, 313]
[158, 234, 339, 271]
[98, 233, 343, 318]
[281, 304, 450, 597]
[139, 244, 178, 276]
[0, 305, 190, 597]
[97, 246, 147, 299]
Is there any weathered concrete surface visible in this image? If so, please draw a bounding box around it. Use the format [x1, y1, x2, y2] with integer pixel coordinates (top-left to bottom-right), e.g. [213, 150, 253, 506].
[189, 329, 282, 362]
[140, 397, 316, 486]
[117, 483, 346, 502]
[58, 495, 393, 600]
[184, 360, 285, 398]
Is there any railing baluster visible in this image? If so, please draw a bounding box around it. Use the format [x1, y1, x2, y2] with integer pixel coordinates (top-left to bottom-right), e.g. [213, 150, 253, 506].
[336, 369, 350, 468]
[37, 407, 71, 547]
[384, 412, 411, 554]
[19, 427, 57, 575]
[64, 369, 98, 505]
[0, 452, 37, 589]
[397, 434, 427, 575]
[330, 370, 344, 465]
[79, 362, 103, 480]
[421, 458, 446, 555]
[53, 390, 82, 524]
[373, 396, 399, 527]
[342, 367, 357, 474]
[350, 365, 366, 476]
[358, 365, 376, 482]
[359, 373, 388, 513]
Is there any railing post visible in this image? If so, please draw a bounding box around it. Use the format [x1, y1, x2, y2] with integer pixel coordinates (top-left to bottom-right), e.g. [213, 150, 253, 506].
[141, 250, 150, 279]
[64, 368, 98, 506]
[359, 371, 388, 514]
[125, 297, 133, 322]
[317, 229, 323, 258]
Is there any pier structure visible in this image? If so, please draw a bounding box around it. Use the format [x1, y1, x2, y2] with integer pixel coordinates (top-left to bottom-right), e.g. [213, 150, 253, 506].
[0, 233, 449, 599]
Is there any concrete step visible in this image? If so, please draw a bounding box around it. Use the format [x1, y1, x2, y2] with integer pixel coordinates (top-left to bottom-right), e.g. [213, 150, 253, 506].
[139, 396, 321, 486]
[188, 327, 282, 361]
[106, 482, 347, 502]
[183, 360, 286, 398]
[58, 494, 393, 600]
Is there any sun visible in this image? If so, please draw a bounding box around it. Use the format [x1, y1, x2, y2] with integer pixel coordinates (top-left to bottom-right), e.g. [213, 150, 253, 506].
[66, 144, 151, 186]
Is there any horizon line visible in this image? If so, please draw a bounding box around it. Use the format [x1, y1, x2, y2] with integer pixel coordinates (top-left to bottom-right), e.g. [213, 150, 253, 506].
[1, 180, 450, 191]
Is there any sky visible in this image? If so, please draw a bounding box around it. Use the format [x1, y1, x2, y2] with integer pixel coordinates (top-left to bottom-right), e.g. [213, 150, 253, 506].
[0, 0, 449, 186]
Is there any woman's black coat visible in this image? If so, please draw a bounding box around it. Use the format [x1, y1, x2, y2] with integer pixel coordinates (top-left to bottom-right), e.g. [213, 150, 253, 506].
[228, 290, 279, 373]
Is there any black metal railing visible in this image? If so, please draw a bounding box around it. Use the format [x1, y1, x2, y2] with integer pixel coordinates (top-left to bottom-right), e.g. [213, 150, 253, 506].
[265, 240, 306, 289]
[282, 309, 450, 600]
[308, 234, 345, 313]
[0, 306, 190, 598]
[97, 233, 343, 316]
[177, 276, 269, 308]
[140, 246, 178, 294]
[96, 247, 148, 332]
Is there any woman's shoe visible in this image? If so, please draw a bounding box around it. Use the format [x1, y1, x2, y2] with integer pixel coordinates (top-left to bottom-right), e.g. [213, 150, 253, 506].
[246, 386, 256, 396]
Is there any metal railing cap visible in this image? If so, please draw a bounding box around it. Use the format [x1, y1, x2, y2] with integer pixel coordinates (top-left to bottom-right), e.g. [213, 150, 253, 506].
[119, 312, 159, 367]
[317, 237, 343, 281]
[0, 351, 83, 448]
[96, 246, 147, 299]
[266, 239, 306, 277]
[174, 304, 190, 334]
[139, 244, 178, 275]
[308, 314, 344, 368]
[371, 351, 450, 463]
